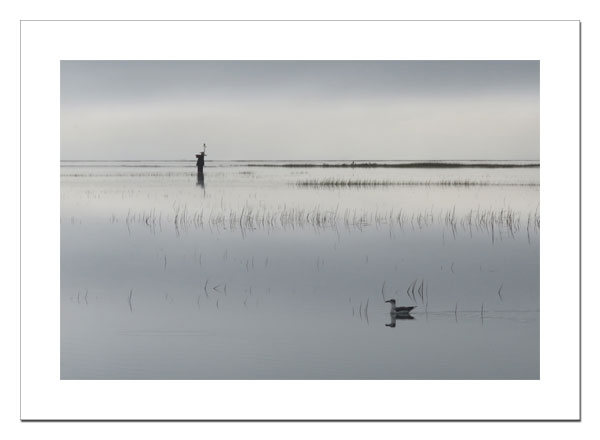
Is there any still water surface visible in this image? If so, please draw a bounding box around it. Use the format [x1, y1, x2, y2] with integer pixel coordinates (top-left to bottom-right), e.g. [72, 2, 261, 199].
[61, 161, 539, 379]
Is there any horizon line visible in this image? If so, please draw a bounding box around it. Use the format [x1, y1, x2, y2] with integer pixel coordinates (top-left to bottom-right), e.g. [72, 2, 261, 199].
[60, 158, 541, 162]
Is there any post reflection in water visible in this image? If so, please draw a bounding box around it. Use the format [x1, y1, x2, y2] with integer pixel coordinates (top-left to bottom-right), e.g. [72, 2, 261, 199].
[196, 171, 205, 189]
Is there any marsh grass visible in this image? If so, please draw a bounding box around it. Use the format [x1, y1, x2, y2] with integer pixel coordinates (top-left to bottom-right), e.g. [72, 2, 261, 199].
[295, 178, 539, 188]
[116, 204, 540, 237]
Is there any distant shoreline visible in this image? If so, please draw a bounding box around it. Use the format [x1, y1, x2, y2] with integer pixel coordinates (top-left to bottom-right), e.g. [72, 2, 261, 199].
[60, 160, 540, 169]
[247, 162, 540, 169]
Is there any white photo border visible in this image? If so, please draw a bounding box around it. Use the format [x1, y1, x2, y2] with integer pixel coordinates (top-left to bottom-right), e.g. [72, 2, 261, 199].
[20, 20, 580, 420]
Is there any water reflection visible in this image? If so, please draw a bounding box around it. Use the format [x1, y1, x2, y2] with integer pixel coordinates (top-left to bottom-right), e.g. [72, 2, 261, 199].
[196, 171, 205, 189]
[61, 161, 540, 379]
[386, 313, 415, 327]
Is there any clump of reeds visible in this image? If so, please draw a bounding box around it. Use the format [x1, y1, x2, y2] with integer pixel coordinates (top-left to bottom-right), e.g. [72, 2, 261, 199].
[404, 278, 427, 305]
[295, 179, 539, 188]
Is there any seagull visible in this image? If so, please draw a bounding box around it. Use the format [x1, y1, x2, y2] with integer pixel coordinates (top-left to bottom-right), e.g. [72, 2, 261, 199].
[385, 299, 415, 314]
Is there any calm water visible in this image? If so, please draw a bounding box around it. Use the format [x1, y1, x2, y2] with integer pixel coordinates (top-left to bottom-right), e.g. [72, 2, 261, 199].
[61, 160, 540, 379]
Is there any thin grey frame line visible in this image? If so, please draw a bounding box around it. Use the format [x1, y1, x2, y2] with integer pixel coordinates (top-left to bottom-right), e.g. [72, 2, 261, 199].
[20, 19, 581, 22]
[22, 418, 580, 423]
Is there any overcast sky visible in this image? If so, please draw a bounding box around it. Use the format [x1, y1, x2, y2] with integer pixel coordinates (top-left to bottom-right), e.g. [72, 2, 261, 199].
[61, 61, 539, 160]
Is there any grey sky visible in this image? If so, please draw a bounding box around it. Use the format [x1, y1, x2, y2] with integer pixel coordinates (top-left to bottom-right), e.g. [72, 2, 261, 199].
[61, 61, 539, 160]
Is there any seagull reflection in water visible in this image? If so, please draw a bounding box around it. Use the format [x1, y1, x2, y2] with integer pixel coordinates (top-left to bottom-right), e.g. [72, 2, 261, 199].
[386, 313, 415, 327]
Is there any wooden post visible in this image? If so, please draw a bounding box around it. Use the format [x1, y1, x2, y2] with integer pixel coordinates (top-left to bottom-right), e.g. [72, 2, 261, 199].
[195, 152, 205, 174]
